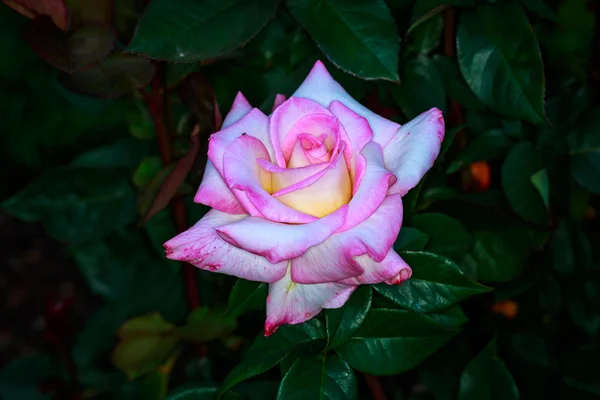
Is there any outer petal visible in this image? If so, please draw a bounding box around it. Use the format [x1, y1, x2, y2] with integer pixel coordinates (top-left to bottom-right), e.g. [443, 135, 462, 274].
[265, 267, 355, 336]
[208, 108, 273, 177]
[194, 160, 245, 214]
[215, 205, 348, 263]
[270, 97, 334, 167]
[338, 142, 396, 232]
[223, 135, 317, 224]
[164, 210, 287, 283]
[292, 61, 400, 147]
[291, 194, 403, 284]
[222, 92, 253, 128]
[272, 94, 286, 111]
[384, 108, 445, 196]
[340, 249, 412, 285]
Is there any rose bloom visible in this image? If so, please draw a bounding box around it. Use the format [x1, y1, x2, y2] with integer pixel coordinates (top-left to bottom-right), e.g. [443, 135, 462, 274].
[164, 61, 444, 335]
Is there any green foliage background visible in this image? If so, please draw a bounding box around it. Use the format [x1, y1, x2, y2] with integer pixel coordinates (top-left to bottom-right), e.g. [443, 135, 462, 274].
[1, 0, 599, 399]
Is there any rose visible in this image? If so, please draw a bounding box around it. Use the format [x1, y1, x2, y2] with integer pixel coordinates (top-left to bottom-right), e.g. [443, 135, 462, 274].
[164, 61, 445, 335]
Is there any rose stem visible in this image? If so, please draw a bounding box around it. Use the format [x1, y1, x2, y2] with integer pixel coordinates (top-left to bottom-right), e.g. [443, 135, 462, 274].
[143, 62, 206, 356]
[364, 374, 388, 400]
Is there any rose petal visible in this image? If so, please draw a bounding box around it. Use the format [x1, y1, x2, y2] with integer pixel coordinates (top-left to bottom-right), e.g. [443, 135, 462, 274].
[222, 92, 252, 128]
[208, 108, 273, 178]
[340, 249, 412, 285]
[194, 160, 246, 214]
[223, 135, 318, 223]
[384, 108, 445, 196]
[270, 97, 334, 167]
[164, 210, 287, 283]
[272, 94, 286, 111]
[282, 114, 339, 162]
[291, 194, 403, 284]
[338, 142, 396, 232]
[216, 205, 347, 263]
[293, 61, 400, 147]
[265, 266, 355, 335]
[287, 134, 329, 168]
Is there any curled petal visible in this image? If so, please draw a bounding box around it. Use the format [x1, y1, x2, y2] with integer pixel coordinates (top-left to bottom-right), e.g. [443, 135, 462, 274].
[340, 249, 412, 285]
[272, 94, 286, 111]
[216, 205, 348, 263]
[384, 108, 445, 196]
[194, 160, 245, 214]
[293, 61, 400, 147]
[265, 267, 355, 336]
[164, 210, 287, 283]
[287, 134, 329, 168]
[338, 142, 396, 232]
[208, 108, 273, 177]
[282, 114, 339, 162]
[291, 194, 403, 284]
[224, 135, 317, 223]
[270, 97, 334, 167]
[222, 92, 253, 128]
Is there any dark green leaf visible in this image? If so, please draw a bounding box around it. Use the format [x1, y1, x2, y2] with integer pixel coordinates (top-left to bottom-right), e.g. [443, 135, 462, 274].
[59, 54, 156, 98]
[424, 305, 469, 329]
[72, 138, 150, 170]
[2, 167, 136, 242]
[336, 308, 456, 375]
[433, 55, 485, 110]
[447, 130, 512, 174]
[410, 213, 473, 259]
[457, 2, 546, 123]
[564, 345, 600, 396]
[177, 307, 237, 342]
[520, 0, 557, 22]
[392, 55, 446, 118]
[530, 169, 550, 209]
[501, 141, 549, 226]
[127, 0, 278, 62]
[394, 227, 430, 252]
[458, 339, 519, 400]
[285, 0, 399, 80]
[407, 14, 443, 54]
[374, 252, 489, 313]
[228, 279, 268, 317]
[0, 355, 67, 400]
[326, 285, 372, 349]
[220, 320, 326, 394]
[167, 385, 218, 400]
[537, 273, 562, 313]
[277, 354, 357, 400]
[510, 334, 557, 370]
[568, 110, 600, 193]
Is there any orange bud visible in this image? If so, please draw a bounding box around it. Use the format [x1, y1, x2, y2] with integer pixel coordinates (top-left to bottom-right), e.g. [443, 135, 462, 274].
[469, 161, 491, 191]
[491, 300, 519, 319]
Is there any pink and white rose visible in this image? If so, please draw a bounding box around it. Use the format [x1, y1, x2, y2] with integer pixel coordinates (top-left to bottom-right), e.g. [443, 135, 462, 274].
[164, 61, 445, 335]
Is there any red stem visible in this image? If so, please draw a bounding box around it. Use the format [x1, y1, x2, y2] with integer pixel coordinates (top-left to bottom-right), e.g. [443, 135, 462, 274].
[365, 374, 388, 400]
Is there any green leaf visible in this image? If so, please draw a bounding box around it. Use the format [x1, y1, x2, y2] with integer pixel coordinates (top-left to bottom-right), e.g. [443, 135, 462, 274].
[457, 2, 546, 123]
[410, 213, 473, 259]
[277, 354, 357, 400]
[392, 55, 446, 119]
[326, 285, 372, 349]
[59, 54, 156, 98]
[176, 307, 237, 342]
[336, 308, 456, 375]
[530, 169, 550, 209]
[167, 385, 218, 400]
[407, 14, 443, 55]
[72, 138, 150, 171]
[447, 130, 512, 174]
[127, 0, 278, 62]
[285, 0, 399, 80]
[133, 157, 163, 188]
[568, 110, 600, 193]
[0, 355, 67, 400]
[424, 305, 469, 329]
[433, 55, 485, 110]
[501, 141, 549, 226]
[228, 279, 268, 317]
[374, 252, 489, 313]
[394, 227, 430, 252]
[458, 338, 519, 400]
[520, 0, 558, 22]
[2, 167, 136, 242]
[220, 320, 326, 394]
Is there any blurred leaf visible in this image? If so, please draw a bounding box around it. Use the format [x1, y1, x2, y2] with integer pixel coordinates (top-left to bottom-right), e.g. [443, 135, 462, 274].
[336, 308, 457, 375]
[550, 220, 592, 275]
[433, 55, 485, 110]
[520, 0, 557, 22]
[3, 0, 68, 30]
[410, 213, 473, 259]
[537, 273, 562, 313]
[72, 137, 150, 170]
[24, 16, 115, 73]
[66, 0, 112, 27]
[134, 157, 163, 188]
[2, 167, 136, 242]
[411, 0, 475, 21]
[457, 2, 546, 123]
[530, 169, 550, 209]
[167, 385, 218, 400]
[564, 345, 600, 396]
[510, 334, 557, 370]
[394, 227, 430, 252]
[228, 279, 268, 317]
[392, 55, 446, 118]
[277, 354, 357, 400]
[127, 102, 155, 140]
[220, 320, 326, 394]
[567, 110, 600, 193]
[140, 369, 169, 400]
[177, 307, 236, 342]
[374, 252, 489, 313]
[127, 0, 278, 62]
[458, 338, 519, 400]
[501, 141, 549, 226]
[59, 54, 156, 98]
[285, 0, 399, 80]
[447, 130, 511, 174]
[425, 305, 469, 329]
[407, 13, 443, 54]
[0, 355, 67, 400]
[326, 285, 372, 349]
[179, 72, 222, 133]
